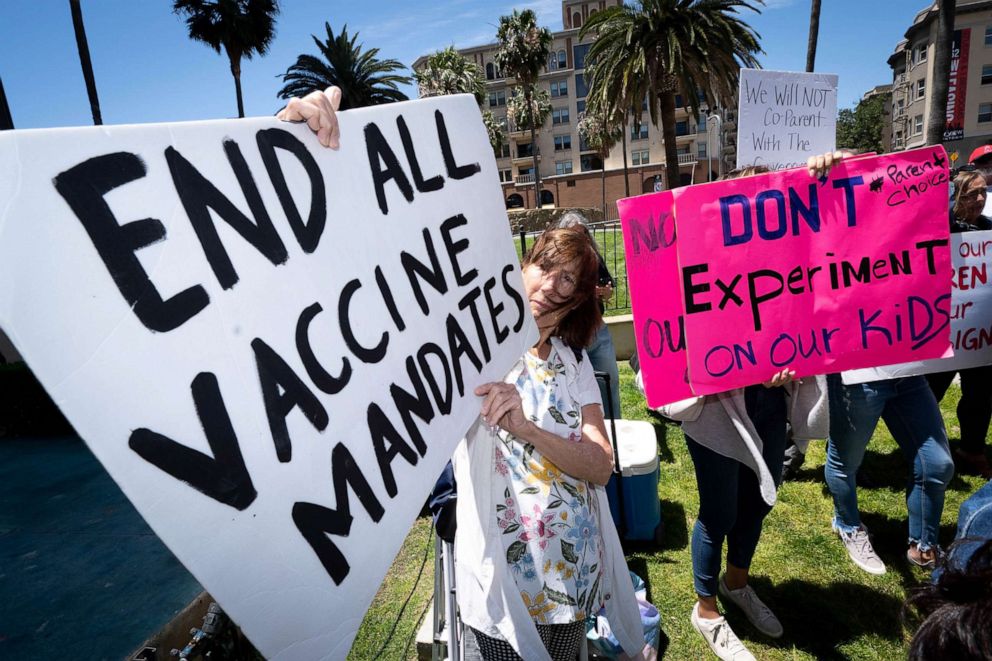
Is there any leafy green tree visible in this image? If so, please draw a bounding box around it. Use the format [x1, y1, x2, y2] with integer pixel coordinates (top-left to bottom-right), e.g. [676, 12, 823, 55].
[415, 46, 485, 105]
[506, 87, 551, 134]
[836, 92, 890, 154]
[482, 110, 506, 155]
[578, 101, 624, 212]
[174, 0, 279, 118]
[415, 46, 503, 151]
[581, 0, 763, 189]
[495, 10, 552, 205]
[278, 23, 410, 110]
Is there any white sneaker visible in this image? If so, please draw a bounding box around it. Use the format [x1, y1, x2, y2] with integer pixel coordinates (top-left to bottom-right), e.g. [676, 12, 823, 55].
[718, 576, 783, 638]
[834, 522, 886, 575]
[691, 602, 757, 661]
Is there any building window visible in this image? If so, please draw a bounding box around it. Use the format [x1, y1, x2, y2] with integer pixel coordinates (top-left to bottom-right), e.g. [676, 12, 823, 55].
[631, 149, 649, 165]
[913, 43, 928, 65]
[894, 131, 904, 148]
[674, 94, 684, 108]
[550, 80, 568, 98]
[573, 43, 591, 70]
[913, 114, 924, 135]
[556, 49, 567, 69]
[984, 65, 992, 85]
[497, 143, 510, 158]
[980, 103, 992, 123]
[896, 97, 905, 114]
[489, 90, 506, 107]
[554, 134, 572, 151]
[698, 142, 707, 158]
[498, 169, 514, 183]
[552, 107, 570, 125]
[675, 120, 690, 136]
[555, 159, 573, 175]
[486, 63, 495, 80]
[916, 78, 926, 100]
[575, 74, 588, 98]
[576, 100, 586, 114]
[986, 25, 992, 46]
[580, 154, 603, 172]
[630, 123, 648, 140]
[573, 12, 582, 29]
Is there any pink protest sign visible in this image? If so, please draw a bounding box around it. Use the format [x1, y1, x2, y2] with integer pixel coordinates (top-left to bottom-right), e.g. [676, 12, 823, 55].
[618, 191, 693, 406]
[676, 146, 952, 394]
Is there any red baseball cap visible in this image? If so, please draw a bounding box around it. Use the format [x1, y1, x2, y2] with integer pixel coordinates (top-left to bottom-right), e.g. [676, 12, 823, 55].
[969, 145, 992, 163]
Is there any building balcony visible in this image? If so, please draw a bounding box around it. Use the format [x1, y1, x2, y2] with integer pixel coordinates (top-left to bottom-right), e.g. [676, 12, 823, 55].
[675, 129, 698, 142]
[512, 152, 540, 166]
[515, 173, 535, 185]
[677, 153, 697, 165]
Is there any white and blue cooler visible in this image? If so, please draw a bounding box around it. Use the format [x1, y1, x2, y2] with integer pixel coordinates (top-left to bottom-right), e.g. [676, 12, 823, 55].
[603, 419, 663, 543]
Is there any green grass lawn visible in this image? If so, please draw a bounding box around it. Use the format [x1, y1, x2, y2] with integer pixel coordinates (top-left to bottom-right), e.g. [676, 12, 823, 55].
[351, 369, 988, 660]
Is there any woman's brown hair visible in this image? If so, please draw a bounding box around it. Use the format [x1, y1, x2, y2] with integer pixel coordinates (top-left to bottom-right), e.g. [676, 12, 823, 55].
[522, 227, 602, 348]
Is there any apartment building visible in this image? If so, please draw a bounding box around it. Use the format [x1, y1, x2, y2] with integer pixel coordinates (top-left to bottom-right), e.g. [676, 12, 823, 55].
[888, 0, 992, 160]
[413, 0, 737, 211]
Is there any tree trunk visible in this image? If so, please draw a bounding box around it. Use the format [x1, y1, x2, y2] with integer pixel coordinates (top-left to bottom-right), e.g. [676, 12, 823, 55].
[0, 77, 13, 130]
[526, 87, 542, 208]
[926, 0, 955, 146]
[660, 92, 680, 188]
[806, 0, 821, 73]
[230, 56, 245, 119]
[621, 124, 630, 196]
[600, 157, 606, 215]
[70, 0, 102, 125]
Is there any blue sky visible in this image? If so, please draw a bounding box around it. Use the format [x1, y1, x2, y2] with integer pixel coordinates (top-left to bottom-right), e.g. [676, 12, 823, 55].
[2, 0, 927, 130]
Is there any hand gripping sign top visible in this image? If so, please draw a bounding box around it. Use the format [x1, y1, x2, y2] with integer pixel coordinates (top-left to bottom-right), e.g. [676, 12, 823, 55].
[0, 95, 537, 659]
[621, 147, 953, 408]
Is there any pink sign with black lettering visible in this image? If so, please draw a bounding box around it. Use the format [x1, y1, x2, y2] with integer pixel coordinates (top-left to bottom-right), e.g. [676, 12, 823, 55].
[620, 146, 953, 407]
[618, 191, 694, 405]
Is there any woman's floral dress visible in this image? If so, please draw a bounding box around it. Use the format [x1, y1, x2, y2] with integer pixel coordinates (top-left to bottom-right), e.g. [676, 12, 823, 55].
[493, 345, 605, 625]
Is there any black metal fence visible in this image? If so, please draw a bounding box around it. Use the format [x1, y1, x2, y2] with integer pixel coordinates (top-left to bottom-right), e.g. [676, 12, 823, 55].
[516, 221, 630, 314]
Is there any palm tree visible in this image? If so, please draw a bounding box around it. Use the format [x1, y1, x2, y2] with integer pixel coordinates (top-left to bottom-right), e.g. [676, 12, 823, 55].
[578, 102, 623, 213]
[506, 87, 552, 180]
[806, 0, 821, 72]
[415, 46, 504, 151]
[495, 10, 552, 207]
[415, 46, 485, 105]
[70, 0, 102, 125]
[581, 0, 763, 189]
[926, 0, 955, 145]
[173, 0, 279, 118]
[278, 23, 410, 110]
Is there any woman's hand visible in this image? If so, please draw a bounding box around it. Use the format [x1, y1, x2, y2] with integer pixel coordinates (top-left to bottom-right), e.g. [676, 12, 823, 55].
[806, 149, 854, 179]
[276, 86, 342, 149]
[762, 368, 796, 388]
[475, 382, 533, 437]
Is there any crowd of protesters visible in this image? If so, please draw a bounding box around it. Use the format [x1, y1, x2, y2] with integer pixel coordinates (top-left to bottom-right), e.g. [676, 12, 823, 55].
[279, 87, 992, 661]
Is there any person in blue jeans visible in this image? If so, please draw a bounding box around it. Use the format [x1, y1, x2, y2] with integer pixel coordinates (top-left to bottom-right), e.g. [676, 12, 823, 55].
[805, 148, 956, 573]
[825, 373, 954, 572]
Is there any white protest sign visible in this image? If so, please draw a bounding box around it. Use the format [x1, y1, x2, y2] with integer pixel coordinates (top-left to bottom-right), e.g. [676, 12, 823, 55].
[737, 68, 838, 170]
[844, 231, 992, 384]
[0, 95, 537, 659]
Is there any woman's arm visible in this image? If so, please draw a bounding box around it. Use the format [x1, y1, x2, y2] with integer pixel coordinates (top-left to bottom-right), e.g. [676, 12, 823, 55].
[476, 382, 615, 485]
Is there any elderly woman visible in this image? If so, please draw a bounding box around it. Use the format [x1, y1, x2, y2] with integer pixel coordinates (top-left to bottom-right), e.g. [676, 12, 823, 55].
[455, 227, 643, 659]
[279, 89, 644, 661]
[926, 170, 992, 479]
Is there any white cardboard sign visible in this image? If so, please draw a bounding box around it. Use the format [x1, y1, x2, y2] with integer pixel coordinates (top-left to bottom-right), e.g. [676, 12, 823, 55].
[844, 231, 992, 384]
[737, 68, 838, 171]
[0, 95, 537, 659]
